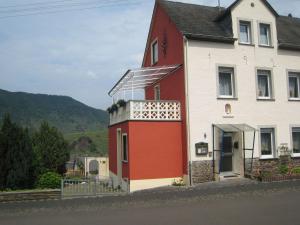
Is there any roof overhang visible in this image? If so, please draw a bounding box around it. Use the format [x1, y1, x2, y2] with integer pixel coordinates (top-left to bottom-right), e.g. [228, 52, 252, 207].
[184, 33, 236, 44]
[108, 64, 181, 97]
[278, 42, 300, 51]
[214, 124, 256, 133]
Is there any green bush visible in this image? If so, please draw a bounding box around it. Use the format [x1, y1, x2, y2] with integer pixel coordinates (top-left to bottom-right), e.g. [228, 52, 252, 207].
[260, 171, 272, 178]
[292, 167, 300, 174]
[278, 165, 289, 175]
[37, 172, 62, 189]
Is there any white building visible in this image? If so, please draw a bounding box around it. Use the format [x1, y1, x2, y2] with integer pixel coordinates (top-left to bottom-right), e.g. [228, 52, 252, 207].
[108, 0, 300, 191]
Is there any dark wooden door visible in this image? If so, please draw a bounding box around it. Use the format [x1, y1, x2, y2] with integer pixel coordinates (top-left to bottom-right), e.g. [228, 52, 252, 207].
[221, 135, 233, 172]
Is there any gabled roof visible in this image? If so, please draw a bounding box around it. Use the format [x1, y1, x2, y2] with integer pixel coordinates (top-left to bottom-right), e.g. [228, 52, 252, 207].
[158, 0, 235, 43]
[216, 0, 279, 21]
[277, 16, 300, 50]
[158, 0, 300, 50]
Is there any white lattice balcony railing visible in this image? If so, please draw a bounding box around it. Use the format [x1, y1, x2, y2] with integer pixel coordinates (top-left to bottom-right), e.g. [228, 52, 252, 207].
[109, 100, 181, 126]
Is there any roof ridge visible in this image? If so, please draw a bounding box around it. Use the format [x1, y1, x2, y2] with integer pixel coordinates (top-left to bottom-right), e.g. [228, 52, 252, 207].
[158, 0, 225, 10]
[279, 14, 300, 21]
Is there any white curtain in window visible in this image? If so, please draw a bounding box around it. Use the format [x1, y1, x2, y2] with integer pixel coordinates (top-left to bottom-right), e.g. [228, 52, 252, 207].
[293, 128, 300, 153]
[258, 75, 269, 97]
[219, 72, 232, 96]
[260, 25, 269, 45]
[261, 132, 272, 155]
[289, 76, 299, 98]
[240, 24, 249, 43]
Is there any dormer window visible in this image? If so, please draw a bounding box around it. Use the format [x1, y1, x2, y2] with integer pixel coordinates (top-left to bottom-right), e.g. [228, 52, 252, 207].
[151, 39, 158, 65]
[239, 21, 252, 44]
[259, 23, 272, 46]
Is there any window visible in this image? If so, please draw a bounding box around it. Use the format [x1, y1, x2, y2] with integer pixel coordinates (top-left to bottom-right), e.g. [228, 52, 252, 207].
[239, 21, 252, 44]
[292, 127, 300, 154]
[259, 23, 271, 46]
[288, 72, 300, 99]
[218, 67, 235, 98]
[260, 128, 275, 158]
[154, 85, 160, 100]
[122, 134, 128, 162]
[257, 70, 272, 99]
[151, 40, 158, 65]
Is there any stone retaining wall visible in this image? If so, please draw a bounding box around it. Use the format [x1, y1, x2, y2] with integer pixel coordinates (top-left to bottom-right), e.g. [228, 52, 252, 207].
[191, 156, 300, 184]
[191, 161, 214, 184]
[0, 190, 61, 203]
[251, 156, 300, 179]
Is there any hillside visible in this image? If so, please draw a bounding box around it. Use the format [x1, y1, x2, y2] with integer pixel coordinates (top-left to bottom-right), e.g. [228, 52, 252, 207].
[65, 129, 108, 157]
[0, 89, 109, 133]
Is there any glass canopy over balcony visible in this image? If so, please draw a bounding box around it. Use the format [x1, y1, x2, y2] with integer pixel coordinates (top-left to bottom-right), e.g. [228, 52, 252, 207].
[108, 65, 181, 101]
[108, 65, 182, 125]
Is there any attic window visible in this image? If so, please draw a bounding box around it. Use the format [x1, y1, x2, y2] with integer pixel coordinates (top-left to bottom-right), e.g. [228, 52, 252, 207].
[239, 21, 252, 44]
[259, 23, 272, 46]
[151, 39, 158, 65]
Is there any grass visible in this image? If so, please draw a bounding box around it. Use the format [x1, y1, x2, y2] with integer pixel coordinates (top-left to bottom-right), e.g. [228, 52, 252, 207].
[64, 128, 108, 157]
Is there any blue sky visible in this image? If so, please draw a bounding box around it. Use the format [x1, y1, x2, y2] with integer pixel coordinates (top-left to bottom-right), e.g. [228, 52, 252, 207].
[0, 0, 299, 109]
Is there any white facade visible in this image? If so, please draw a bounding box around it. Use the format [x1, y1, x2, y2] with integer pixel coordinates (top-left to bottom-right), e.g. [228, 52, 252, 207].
[185, 0, 300, 169]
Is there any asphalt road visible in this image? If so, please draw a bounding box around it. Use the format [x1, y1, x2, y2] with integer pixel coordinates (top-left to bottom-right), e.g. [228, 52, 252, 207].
[1, 179, 300, 225]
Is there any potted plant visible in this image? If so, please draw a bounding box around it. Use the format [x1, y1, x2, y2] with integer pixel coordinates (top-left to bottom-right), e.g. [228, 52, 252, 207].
[111, 103, 118, 113]
[117, 99, 127, 108]
[107, 107, 113, 114]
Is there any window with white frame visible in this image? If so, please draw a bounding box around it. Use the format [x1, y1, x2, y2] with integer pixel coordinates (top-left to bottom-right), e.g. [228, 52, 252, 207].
[218, 67, 235, 98]
[154, 85, 160, 100]
[257, 70, 272, 99]
[288, 72, 300, 99]
[259, 23, 272, 46]
[292, 127, 300, 154]
[122, 134, 128, 162]
[260, 128, 275, 158]
[151, 40, 158, 65]
[239, 21, 252, 44]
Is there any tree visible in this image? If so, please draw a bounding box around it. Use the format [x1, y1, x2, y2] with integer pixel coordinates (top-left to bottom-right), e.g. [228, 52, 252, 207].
[0, 114, 35, 190]
[33, 122, 70, 175]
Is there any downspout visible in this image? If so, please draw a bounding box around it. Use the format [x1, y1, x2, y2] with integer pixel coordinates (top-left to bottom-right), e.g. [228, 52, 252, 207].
[183, 36, 192, 186]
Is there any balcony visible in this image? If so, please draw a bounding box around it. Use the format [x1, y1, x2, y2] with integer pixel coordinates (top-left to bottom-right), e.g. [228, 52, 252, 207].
[109, 100, 181, 126]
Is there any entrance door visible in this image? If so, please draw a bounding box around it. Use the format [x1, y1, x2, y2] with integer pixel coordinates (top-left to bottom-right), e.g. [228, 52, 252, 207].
[221, 134, 233, 172]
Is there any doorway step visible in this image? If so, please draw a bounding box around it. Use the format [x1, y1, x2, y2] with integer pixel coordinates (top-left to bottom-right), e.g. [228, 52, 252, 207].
[219, 172, 242, 181]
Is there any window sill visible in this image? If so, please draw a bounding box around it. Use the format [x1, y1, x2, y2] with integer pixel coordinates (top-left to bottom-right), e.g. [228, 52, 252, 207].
[259, 156, 278, 161]
[288, 98, 300, 102]
[258, 44, 274, 49]
[238, 42, 255, 46]
[217, 97, 238, 101]
[122, 160, 128, 164]
[292, 155, 300, 159]
[257, 98, 275, 101]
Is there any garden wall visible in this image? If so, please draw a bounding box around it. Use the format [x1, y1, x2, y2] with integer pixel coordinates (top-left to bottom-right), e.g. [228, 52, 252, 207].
[251, 156, 300, 182]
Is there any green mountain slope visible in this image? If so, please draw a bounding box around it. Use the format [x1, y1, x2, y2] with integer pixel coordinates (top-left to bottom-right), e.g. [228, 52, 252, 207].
[0, 89, 108, 133]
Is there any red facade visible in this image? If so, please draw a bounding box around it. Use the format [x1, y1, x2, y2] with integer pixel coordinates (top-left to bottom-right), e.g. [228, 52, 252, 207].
[109, 121, 183, 180]
[143, 3, 188, 175]
[108, 1, 188, 186]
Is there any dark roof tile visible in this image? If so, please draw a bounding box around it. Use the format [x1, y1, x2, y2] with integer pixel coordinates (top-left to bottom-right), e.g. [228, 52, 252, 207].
[158, 0, 300, 49]
[158, 0, 234, 42]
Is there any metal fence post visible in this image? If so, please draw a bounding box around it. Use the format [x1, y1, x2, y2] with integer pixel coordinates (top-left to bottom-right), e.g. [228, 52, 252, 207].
[61, 179, 64, 199]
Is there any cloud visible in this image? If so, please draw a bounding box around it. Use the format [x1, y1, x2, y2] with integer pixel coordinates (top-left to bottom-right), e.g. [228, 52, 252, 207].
[0, 0, 299, 109]
[86, 71, 98, 79]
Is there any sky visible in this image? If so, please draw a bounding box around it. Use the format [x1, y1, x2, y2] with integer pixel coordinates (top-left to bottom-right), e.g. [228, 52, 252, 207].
[0, 0, 300, 110]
